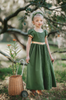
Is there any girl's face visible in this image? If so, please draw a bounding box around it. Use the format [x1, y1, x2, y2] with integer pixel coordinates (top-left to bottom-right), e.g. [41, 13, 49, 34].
[32, 15, 44, 28]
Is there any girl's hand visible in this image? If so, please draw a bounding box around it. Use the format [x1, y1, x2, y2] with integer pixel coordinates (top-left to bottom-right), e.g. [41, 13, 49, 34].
[26, 56, 30, 63]
[50, 56, 54, 63]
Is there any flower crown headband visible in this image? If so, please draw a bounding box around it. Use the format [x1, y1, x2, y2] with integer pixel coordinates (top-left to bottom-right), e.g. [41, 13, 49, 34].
[32, 12, 44, 21]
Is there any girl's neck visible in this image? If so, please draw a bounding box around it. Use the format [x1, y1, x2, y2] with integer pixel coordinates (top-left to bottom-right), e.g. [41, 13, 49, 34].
[34, 27, 42, 31]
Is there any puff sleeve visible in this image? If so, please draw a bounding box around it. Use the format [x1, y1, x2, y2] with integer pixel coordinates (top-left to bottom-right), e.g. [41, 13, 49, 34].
[28, 29, 34, 38]
[45, 30, 48, 37]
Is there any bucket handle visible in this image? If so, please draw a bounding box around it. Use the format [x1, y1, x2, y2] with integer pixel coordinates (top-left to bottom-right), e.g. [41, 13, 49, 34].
[16, 59, 25, 76]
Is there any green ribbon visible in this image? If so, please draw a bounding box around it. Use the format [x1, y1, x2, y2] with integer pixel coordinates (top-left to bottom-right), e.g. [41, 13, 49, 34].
[32, 12, 44, 21]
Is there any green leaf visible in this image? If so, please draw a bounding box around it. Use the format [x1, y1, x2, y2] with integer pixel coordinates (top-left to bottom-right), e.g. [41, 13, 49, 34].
[16, 49, 21, 54]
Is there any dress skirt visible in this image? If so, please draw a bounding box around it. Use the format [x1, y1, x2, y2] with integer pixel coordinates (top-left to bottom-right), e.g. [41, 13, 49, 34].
[26, 43, 56, 90]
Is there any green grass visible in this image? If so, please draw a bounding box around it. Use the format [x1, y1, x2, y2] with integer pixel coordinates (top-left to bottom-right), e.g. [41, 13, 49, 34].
[55, 70, 66, 83]
[1, 61, 66, 83]
[0, 86, 8, 94]
[0, 67, 12, 80]
[0, 65, 27, 82]
[0, 44, 66, 99]
[55, 61, 66, 68]
[0, 61, 66, 100]
[0, 87, 66, 100]
[17, 64, 27, 83]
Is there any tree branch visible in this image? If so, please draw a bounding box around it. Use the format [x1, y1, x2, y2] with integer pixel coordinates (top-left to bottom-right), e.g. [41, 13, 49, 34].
[0, 2, 66, 38]
[39, 8, 66, 31]
[7, 28, 28, 36]
[51, 50, 66, 54]
[13, 34, 26, 50]
[0, 50, 66, 62]
[3, 3, 31, 32]
[44, 4, 66, 11]
[2, 3, 39, 33]
[0, 28, 66, 39]
[6, 28, 66, 36]
[44, 16, 66, 26]
[55, 58, 66, 61]
[0, 50, 27, 65]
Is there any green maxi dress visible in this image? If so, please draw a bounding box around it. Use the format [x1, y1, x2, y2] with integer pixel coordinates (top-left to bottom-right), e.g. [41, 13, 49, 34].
[26, 29, 56, 90]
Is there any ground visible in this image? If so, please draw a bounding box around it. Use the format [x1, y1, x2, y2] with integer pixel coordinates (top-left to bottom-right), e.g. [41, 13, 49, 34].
[0, 76, 66, 100]
[0, 43, 66, 100]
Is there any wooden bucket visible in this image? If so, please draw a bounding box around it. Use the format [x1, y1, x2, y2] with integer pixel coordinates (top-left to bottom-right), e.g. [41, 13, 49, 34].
[8, 75, 24, 95]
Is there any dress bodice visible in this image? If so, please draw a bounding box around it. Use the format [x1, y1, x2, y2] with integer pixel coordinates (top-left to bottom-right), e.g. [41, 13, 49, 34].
[28, 29, 48, 42]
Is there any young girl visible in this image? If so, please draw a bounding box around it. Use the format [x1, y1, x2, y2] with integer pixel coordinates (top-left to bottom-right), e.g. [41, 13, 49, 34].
[26, 11, 56, 95]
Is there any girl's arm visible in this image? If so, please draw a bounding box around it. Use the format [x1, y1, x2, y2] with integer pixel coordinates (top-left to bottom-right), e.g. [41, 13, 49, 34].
[45, 36, 52, 58]
[26, 37, 32, 63]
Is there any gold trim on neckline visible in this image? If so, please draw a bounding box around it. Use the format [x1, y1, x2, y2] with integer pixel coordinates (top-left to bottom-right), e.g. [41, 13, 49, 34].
[32, 41, 45, 45]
